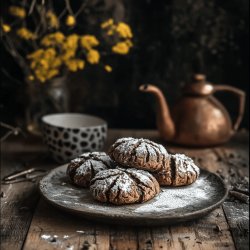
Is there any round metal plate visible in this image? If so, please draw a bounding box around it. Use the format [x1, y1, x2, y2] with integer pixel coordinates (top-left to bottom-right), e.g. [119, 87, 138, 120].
[39, 165, 228, 226]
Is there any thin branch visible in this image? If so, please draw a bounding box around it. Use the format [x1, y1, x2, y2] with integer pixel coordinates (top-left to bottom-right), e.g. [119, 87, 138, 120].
[0, 122, 25, 143]
[65, 0, 74, 15]
[0, 122, 17, 130]
[58, 8, 67, 20]
[35, 4, 48, 36]
[1, 68, 23, 85]
[4, 36, 29, 75]
[1, 131, 15, 142]
[75, 0, 91, 17]
[29, 0, 37, 15]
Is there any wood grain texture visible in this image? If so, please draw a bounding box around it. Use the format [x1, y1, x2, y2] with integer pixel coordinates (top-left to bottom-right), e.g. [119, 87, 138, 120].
[0, 135, 57, 250]
[1, 130, 249, 250]
[223, 202, 249, 250]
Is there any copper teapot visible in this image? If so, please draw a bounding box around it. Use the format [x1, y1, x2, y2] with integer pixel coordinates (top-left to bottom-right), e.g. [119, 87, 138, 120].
[139, 74, 246, 146]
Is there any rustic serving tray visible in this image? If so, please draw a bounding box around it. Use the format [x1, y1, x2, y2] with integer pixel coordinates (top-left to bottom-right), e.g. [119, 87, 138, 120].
[39, 165, 228, 226]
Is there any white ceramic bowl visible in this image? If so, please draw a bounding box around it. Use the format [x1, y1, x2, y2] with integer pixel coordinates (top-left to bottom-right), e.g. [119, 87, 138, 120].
[41, 113, 107, 163]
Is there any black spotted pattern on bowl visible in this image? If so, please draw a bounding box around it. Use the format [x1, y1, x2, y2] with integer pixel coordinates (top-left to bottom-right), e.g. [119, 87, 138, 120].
[42, 113, 107, 163]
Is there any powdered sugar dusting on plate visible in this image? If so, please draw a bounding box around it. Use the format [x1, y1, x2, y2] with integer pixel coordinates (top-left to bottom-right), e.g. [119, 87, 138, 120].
[135, 178, 210, 213]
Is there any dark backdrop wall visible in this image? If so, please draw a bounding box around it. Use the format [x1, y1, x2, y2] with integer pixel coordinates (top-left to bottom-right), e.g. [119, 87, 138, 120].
[1, 0, 249, 129]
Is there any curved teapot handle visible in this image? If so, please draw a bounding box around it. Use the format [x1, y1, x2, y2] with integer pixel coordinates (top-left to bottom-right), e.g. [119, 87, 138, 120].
[213, 85, 246, 131]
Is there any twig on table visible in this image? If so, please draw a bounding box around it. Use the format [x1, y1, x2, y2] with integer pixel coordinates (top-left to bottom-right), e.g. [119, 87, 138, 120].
[233, 187, 249, 195]
[229, 191, 249, 204]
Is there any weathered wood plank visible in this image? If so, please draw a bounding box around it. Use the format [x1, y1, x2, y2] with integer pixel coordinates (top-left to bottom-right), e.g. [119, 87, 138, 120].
[0, 182, 40, 250]
[0, 136, 49, 250]
[109, 226, 138, 250]
[169, 207, 235, 250]
[23, 199, 110, 250]
[1, 134, 63, 250]
[137, 228, 154, 250]
[223, 202, 249, 250]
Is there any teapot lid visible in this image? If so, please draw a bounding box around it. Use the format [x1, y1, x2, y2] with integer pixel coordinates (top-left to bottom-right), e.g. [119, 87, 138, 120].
[184, 74, 214, 96]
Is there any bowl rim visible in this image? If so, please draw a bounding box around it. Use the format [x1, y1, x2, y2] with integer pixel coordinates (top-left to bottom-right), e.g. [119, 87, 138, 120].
[41, 113, 107, 129]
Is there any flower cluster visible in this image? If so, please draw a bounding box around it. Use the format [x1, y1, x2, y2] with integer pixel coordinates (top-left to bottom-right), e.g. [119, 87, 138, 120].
[27, 48, 62, 82]
[17, 28, 37, 40]
[46, 11, 60, 29]
[2, 4, 134, 84]
[27, 32, 104, 82]
[101, 19, 133, 55]
[9, 6, 26, 19]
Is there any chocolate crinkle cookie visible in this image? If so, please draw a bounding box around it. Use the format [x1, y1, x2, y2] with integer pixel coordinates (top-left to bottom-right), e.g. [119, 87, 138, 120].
[67, 152, 115, 188]
[154, 154, 200, 186]
[108, 137, 170, 172]
[90, 167, 160, 205]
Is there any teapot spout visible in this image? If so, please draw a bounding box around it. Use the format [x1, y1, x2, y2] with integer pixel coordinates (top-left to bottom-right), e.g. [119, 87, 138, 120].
[139, 84, 176, 141]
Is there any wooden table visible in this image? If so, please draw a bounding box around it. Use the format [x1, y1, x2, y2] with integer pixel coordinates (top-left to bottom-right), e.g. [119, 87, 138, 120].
[1, 129, 249, 250]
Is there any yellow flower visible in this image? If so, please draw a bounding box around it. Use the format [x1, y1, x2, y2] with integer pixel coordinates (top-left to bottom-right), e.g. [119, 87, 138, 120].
[101, 19, 114, 29]
[65, 59, 85, 72]
[34, 69, 47, 83]
[2, 24, 11, 33]
[17, 28, 36, 40]
[80, 35, 99, 50]
[112, 42, 131, 55]
[27, 49, 44, 59]
[46, 11, 60, 29]
[40, 59, 50, 70]
[63, 34, 79, 50]
[125, 39, 133, 47]
[27, 48, 62, 83]
[9, 6, 26, 18]
[105, 65, 113, 72]
[50, 58, 62, 68]
[41, 32, 65, 47]
[47, 69, 60, 79]
[87, 50, 100, 64]
[116, 22, 133, 38]
[44, 48, 57, 59]
[107, 28, 115, 36]
[28, 75, 35, 81]
[61, 50, 76, 61]
[66, 15, 76, 26]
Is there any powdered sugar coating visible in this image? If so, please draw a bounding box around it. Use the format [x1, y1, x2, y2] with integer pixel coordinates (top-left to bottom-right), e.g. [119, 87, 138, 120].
[67, 152, 115, 188]
[172, 154, 200, 186]
[109, 137, 169, 172]
[154, 153, 200, 186]
[90, 167, 160, 205]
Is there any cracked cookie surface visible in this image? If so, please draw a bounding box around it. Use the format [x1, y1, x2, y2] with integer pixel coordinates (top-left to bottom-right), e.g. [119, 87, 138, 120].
[90, 167, 160, 205]
[154, 154, 200, 186]
[67, 152, 115, 188]
[108, 137, 169, 172]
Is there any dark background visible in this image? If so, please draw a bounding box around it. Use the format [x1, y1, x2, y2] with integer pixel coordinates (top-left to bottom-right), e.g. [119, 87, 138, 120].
[1, 0, 249, 129]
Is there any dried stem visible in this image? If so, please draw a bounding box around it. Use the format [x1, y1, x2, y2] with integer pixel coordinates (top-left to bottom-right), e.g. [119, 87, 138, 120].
[0, 122, 25, 142]
[29, 0, 37, 15]
[75, 0, 91, 17]
[65, 0, 74, 15]
[1, 68, 23, 85]
[35, 4, 48, 36]
[58, 8, 67, 20]
[3, 36, 29, 75]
